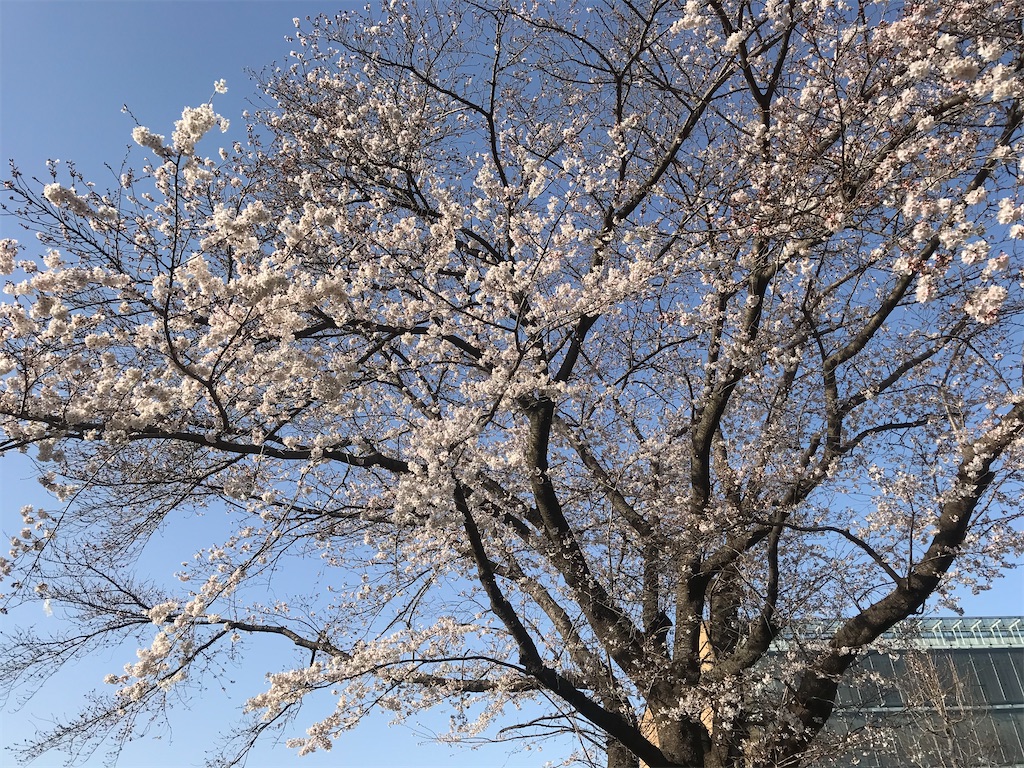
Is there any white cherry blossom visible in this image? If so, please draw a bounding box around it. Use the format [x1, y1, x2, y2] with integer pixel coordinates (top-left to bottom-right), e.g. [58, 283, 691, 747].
[1, 1, 1022, 767]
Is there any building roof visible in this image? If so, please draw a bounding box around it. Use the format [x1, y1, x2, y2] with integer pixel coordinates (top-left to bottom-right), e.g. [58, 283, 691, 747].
[886, 616, 1024, 650]
[771, 616, 1024, 651]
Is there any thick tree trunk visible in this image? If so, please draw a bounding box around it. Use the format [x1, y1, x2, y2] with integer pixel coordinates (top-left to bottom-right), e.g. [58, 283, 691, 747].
[608, 738, 641, 768]
[654, 719, 707, 768]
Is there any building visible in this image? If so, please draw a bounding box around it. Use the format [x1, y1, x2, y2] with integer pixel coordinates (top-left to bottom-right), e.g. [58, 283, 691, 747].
[823, 616, 1024, 768]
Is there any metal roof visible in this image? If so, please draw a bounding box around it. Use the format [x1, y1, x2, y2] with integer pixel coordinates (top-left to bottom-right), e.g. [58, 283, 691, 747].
[886, 616, 1024, 650]
[771, 616, 1024, 651]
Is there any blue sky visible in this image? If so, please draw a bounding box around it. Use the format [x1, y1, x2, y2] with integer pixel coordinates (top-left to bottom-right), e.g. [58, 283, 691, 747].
[0, 2, 571, 766]
[0, 1, 1021, 767]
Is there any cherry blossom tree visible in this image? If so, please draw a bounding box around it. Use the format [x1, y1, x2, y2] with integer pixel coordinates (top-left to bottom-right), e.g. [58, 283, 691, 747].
[2, 0, 1023, 766]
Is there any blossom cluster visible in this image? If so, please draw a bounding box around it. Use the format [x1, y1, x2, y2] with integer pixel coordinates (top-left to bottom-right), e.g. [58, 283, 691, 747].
[1, 1, 1023, 766]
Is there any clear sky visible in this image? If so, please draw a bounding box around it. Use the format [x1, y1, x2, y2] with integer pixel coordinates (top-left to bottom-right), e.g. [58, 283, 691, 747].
[0, 2, 572, 766]
[0, 1, 1021, 767]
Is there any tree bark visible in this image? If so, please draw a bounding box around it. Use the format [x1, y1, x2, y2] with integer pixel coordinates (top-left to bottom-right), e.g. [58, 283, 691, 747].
[608, 738, 640, 768]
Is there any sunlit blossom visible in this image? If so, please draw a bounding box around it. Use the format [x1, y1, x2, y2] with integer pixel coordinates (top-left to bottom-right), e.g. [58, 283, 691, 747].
[2, 2, 1022, 767]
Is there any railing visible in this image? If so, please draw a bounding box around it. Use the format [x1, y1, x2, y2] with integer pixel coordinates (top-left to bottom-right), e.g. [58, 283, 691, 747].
[769, 617, 1024, 650]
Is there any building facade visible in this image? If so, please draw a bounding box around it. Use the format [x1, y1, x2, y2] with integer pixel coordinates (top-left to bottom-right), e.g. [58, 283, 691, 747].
[822, 617, 1024, 768]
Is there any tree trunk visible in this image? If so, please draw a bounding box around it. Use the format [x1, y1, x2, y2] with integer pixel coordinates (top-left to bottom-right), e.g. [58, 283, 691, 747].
[608, 738, 641, 768]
